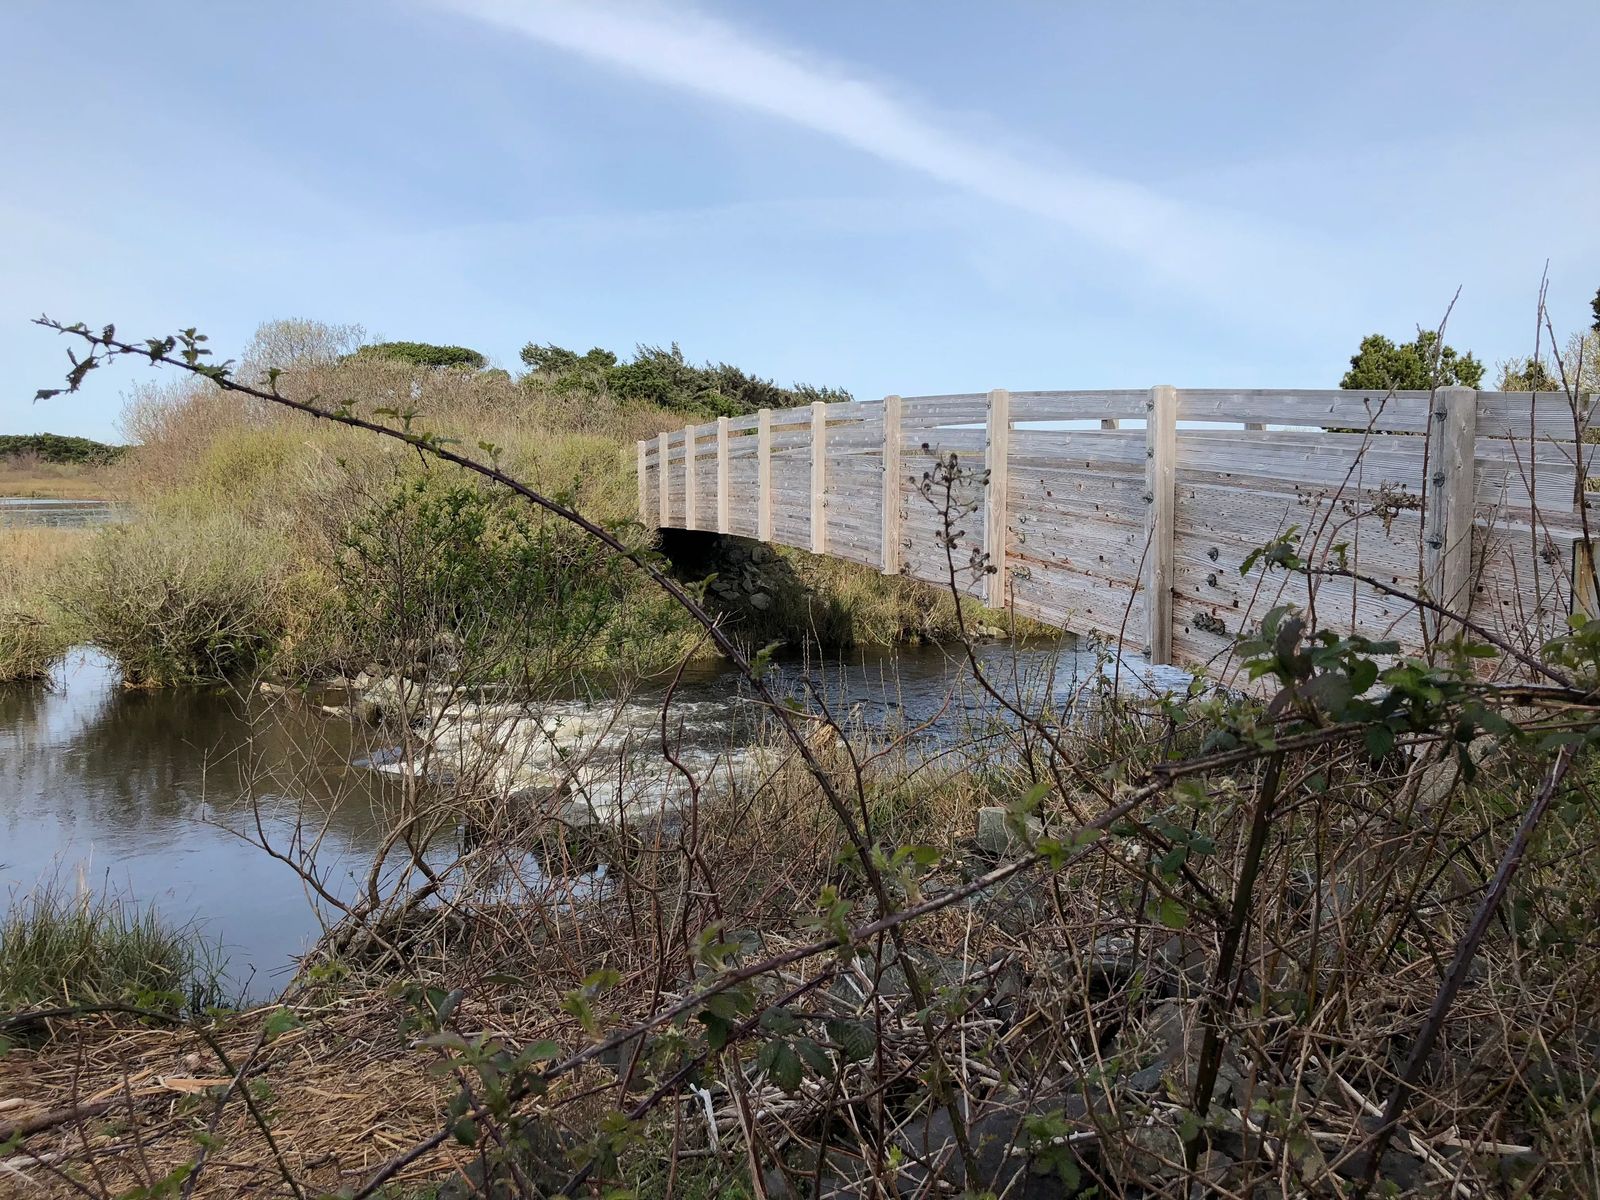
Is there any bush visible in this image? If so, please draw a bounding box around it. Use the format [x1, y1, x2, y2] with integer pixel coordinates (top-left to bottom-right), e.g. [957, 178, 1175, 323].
[0, 528, 81, 683]
[520, 340, 850, 417]
[350, 341, 487, 370]
[54, 515, 288, 685]
[0, 883, 226, 1012]
[0, 433, 125, 464]
[338, 477, 695, 683]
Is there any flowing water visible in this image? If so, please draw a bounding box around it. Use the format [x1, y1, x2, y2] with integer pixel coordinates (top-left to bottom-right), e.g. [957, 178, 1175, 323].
[0, 641, 1183, 997]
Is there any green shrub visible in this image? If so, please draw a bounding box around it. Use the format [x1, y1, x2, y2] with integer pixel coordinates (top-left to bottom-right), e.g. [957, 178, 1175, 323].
[520, 340, 850, 417]
[338, 477, 695, 683]
[0, 884, 227, 1012]
[350, 341, 487, 370]
[54, 514, 288, 685]
[0, 432, 126, 464]
[0, 609, 65, 682]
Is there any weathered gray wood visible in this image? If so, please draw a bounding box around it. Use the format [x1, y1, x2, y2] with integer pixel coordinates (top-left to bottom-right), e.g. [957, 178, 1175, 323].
[1145, 385, 1178, 663]
[682, 424, 697, 529]
[881, 394, 903, 575]
[657, 431, 670, 529]
[1425, 386, 1478, 637]
[644, 381, 1584, 685]
[757, 408, 772, 543]
[810, 400, 827, 554]
[637, 440, 649, 526]
[716, 417, 730, 534]
[986, 388, 1011, 609]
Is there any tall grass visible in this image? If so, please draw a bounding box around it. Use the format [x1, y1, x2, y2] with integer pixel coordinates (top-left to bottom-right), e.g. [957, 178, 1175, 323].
[0, 883, 228, 1013]
[52, 514, 294, 686]
[0, 527, 85, 682]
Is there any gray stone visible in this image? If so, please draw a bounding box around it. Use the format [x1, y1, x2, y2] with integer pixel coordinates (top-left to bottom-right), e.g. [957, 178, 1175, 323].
[1189, 1150, 1233, 1200]
[976, 806, 1041, 856]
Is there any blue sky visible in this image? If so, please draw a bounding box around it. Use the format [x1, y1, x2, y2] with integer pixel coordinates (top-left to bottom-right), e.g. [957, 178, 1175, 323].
[4, 1, 1598, 441]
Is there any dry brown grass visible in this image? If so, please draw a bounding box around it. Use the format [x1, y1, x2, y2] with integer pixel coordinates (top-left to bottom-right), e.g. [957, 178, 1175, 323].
[0, 460, 122, 500]
[0, 527, 90, 680]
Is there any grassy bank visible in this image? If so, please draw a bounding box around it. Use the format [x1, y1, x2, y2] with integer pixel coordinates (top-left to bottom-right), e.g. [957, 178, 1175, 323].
[0, 460, 120, 499]
[0, 526, 87, 681]
[0, 883, 226, 1014]
[3, 667, 1596, 1197]
[7, 331, 1019, 688]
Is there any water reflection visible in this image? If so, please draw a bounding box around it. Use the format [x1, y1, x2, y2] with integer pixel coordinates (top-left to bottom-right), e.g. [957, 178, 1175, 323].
[0, 639, 1182, 996]
[0, 498, 125, 528]
[0, 651, 398, 993]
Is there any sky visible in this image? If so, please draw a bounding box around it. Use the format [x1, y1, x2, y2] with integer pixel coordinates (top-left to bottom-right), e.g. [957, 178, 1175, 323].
[3, 1, 1598, 442]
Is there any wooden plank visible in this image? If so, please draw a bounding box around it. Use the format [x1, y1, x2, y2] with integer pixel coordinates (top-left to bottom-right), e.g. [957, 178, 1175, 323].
[757, 408, 772, 542]
[682, 424, 697, 529]
[1426, 385, 1478, 636]
[1145, 385, 1178, 663]
[636, 440, 649, 526]
[881, 394, 903, 575]
[1177, 388, 1435, 433]
[810, 400, 827, 553]
[716, 417, 730, 534]
[985, 388, 1011, 609]
[657, 431, 670, 528]
[1007, 389, 1151, 423]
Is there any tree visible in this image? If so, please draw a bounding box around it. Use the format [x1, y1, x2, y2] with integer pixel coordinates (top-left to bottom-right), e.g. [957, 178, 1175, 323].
[242, 318, 366, 369]
[517, 339, 851, 417]
[1591, 285, 1599, 334]
[1340, 330, 1485, 391]
[1497, 356, 1562, 392]
[351, 341, 487, 370]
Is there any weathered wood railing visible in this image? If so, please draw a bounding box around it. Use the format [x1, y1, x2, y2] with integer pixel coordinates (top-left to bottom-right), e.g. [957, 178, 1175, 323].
[639, 388, 1595, 682]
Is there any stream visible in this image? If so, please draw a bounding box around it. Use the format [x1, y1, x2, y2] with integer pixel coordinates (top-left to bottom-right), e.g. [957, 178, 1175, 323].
[1, 481, 1187, 999]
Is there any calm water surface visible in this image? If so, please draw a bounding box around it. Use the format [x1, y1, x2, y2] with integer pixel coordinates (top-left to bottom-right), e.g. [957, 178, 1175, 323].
[0, 497, 125, 528]
[1, 642, 1179, 995]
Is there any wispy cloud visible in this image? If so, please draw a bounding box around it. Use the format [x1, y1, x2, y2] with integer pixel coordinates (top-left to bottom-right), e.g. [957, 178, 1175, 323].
[427, 0, 1340, 318]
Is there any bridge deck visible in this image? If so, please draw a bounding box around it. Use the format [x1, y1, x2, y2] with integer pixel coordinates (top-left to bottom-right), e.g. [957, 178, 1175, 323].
[639, 387, 1595, 685]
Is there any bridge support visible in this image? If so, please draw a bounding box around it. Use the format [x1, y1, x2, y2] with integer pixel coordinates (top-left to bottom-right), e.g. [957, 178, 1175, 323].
[985, 388, 1011, 609]
[1144, 384, 1178, 664]
[716, 416, 731, 534]
[810, 400, 828, 553]
[757, 409, 772, 542]
[1425, 386, 1478, 642]
[880, 394, 902, 575]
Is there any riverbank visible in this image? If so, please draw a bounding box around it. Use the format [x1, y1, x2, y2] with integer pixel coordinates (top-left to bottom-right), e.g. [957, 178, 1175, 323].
[0, 465, 116, 500]
[3, 668, 1594, 1198]
[0, 351, 1028, 687]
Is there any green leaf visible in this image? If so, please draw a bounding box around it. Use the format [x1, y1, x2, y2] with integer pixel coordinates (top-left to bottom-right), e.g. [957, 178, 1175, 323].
[696, 1011, 734, 1052]
[755, 1038, 803, 1092]
[794, 1037, 833, 1076]
[1365, 726, 1395, 759]
[263, 1008, 301, 1040]
[760, 1006, 802, 1036]
[825, 1018, 874, 1063]
[1156, 897, 1190, 930]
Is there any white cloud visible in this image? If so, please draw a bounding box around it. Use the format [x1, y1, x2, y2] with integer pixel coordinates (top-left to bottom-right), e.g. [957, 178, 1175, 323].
[426, 0, 1341, 318]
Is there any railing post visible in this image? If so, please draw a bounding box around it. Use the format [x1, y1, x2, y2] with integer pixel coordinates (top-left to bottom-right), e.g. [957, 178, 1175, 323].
[682, 423, 697, 529]
[636, 440, 649, 527]
[657, 431, 671, 528]
[757, 408, 772, 543]
[810, 400, 828, 554]
[1144, 385, 1178, 664]
[1426, 385, 1478, 640]
[985, 388, 1011, 609]
[716, 416, 730, 535]
[880, 394, 902, 575]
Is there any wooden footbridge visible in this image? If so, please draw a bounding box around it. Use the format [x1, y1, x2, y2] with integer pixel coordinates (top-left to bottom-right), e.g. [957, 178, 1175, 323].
[638, 387, 1594, 683]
